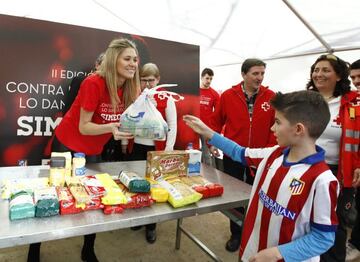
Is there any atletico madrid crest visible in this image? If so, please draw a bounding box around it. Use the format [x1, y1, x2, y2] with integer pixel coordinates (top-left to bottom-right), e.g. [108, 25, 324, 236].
[289, 178, 305, 195]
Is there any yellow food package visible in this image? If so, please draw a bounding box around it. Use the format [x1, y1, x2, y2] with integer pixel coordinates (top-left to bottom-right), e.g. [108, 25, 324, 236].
[51, 152, 72, 177]
[65, 176, 90, 206]
[147, 178, 168, 203]
[158, 176, 202, 208]
[96, 173, 127, 205]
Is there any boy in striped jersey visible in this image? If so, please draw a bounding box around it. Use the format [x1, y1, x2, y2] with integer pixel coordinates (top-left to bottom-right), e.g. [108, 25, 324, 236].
[183, 90, 339, 262]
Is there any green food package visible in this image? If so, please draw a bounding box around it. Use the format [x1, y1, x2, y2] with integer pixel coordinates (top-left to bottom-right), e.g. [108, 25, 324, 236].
[9, 191, 35, 220]
[34, 187, 59, 217]
[119, 171, 150, 193]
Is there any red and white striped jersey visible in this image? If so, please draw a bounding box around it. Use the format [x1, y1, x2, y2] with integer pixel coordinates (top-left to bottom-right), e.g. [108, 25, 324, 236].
[240, 146, 339, 262]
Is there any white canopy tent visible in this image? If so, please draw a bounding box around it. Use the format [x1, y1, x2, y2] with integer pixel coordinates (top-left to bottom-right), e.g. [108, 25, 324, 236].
[1, 0, 360, 92]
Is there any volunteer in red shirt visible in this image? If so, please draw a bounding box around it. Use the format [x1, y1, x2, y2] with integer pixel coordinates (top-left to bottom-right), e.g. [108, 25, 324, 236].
[28, 38, 140, 262]
[200, 68, 220, 166]
[209, 58, 276, 252]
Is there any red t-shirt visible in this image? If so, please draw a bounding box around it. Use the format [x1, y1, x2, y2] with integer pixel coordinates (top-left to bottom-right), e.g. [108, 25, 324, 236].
[200, 87, 219, 126]
[55, 74, 125, 155]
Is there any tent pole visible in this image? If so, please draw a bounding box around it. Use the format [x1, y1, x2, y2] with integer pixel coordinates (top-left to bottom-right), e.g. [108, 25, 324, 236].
[281, 0, 333, 54]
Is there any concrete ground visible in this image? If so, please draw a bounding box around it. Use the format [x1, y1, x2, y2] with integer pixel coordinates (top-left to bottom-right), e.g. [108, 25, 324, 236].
[0, 211, 239, 262]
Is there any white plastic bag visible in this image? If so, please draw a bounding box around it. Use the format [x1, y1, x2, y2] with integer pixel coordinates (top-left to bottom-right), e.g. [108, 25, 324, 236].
[119, 87, 169, 140]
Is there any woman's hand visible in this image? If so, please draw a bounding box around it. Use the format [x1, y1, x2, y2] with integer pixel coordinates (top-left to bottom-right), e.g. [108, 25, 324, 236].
[183, 115, 215, 140]
[110, 123, 133, 140]
[249, 247, 283, 262]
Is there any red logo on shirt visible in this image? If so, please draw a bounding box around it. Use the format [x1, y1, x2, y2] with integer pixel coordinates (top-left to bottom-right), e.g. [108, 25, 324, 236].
[261, 102, 270, 112]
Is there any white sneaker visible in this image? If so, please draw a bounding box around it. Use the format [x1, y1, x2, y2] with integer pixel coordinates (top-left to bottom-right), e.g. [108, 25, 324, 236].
[346, 242, 360, 261]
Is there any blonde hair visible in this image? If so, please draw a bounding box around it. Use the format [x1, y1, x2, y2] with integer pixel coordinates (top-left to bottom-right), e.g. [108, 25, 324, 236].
[140, 63, 160, 78]
[97, 38, 140, 110]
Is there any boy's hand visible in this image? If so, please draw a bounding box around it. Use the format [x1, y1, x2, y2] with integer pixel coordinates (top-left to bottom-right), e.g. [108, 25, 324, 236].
[210, 146, 220, 157]
[249, 247, 282, 262]
[353, 168, 360, 187]
[183, 115, 215, 140]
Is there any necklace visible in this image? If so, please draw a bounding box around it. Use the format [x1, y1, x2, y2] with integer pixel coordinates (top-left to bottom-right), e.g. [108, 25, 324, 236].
[324, 95, 334, 100]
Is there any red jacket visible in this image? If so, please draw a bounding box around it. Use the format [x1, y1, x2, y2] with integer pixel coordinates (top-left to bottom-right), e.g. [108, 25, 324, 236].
[338, 91, 360, 187]
[209, 82, 276, 148]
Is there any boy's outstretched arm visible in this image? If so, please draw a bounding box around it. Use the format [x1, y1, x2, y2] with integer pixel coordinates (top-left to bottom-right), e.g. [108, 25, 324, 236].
[183, 115, 246, 165]
[249, 227, 335, 262]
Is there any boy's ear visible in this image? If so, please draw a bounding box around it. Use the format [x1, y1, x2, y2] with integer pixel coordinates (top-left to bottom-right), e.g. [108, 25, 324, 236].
[295, 123, 306, 135]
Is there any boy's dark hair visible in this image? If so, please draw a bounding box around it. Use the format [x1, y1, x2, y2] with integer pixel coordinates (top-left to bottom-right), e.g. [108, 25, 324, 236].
[201, 68, 214, 77]
[241, 58, 266, 74]
[306, 54, 350, 97]
[270, 90, 330, 139]
[350, 59, 360, 70]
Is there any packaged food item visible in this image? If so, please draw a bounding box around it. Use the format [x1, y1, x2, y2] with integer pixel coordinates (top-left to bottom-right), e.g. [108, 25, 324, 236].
[180, 176, 209, 197]
[9, 191, 35, 220]
[34, 187, 59, 217]
[49, 156, 66, 187]
[147, 178, 169, 203]
[146, 151, 189, 181]
[118, 171, 150, 193]
[158, 176, 202, 208]
[81, 175, 106, 198]
[56, 187, 82, 215]
[51, 152, 72, 177]
[116, 182, 153, 209]
[65, 177, 91, 207]
[181, 176, 224, 198]
[95, 173, 127, 205]
[2, 177, 49, 200]
[103, 205, 124, 215]
[80, 176, 105, 211]
[186, 143, 202, 174]
[72, 152, 86, 176]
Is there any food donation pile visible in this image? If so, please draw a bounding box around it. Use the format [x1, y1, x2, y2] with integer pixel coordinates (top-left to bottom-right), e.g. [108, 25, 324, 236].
[2, 151, 223, 221]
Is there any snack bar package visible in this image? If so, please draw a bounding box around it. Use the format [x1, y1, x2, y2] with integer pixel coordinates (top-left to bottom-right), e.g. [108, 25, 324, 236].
[96, 173, 127, 205]
[116, 182, 153, 209]
[146, 151, 189, 181]
[118, 171, 150, 193]
[34, 187, 59, 217]
[158, 176, 202, 208]
[56, 187, 82, 215]
[9, 191, 35, 220]
[147, 178, 169, 203]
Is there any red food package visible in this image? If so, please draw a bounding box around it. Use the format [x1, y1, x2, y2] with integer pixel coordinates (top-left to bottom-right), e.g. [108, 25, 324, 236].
[84, 196, 104, 211]
[56, 187, 83, 215]
[115, 181, 154, 209]
[180, 176, 224, 198]
[180, 177, 211, 198]
[81, 175, 106, 197]
[103, 205, 124, 215]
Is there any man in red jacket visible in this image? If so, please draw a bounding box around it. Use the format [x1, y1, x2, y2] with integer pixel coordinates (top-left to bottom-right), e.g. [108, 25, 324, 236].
[209, 58, 276, 252]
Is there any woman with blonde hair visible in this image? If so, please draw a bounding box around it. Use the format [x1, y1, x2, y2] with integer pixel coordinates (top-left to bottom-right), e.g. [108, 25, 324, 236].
[28, 38, 140, 262]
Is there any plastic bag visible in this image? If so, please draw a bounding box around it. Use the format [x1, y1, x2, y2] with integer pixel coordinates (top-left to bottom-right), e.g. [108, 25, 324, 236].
[119, 84, 183, 140]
